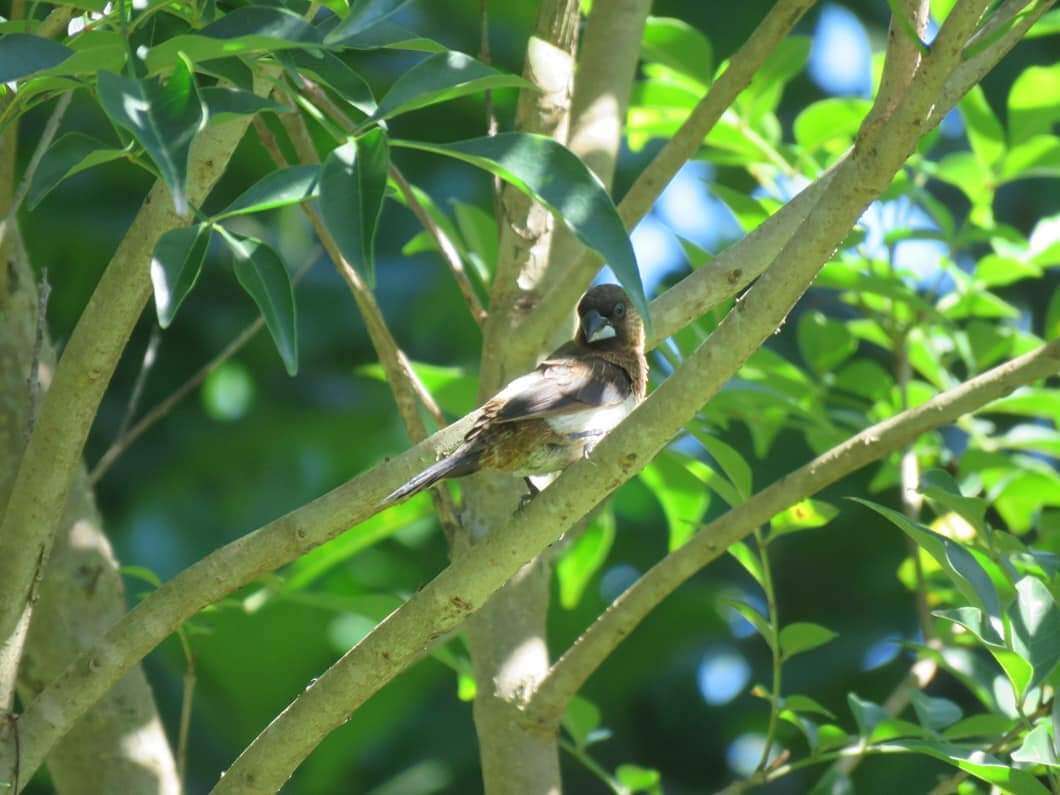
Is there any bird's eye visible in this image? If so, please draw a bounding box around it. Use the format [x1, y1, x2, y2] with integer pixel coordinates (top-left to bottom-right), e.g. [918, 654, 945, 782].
[613, 302, 626, 317]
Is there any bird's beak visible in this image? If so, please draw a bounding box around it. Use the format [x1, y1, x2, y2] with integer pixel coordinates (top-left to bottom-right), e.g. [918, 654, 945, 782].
[581, 309, 616, 343]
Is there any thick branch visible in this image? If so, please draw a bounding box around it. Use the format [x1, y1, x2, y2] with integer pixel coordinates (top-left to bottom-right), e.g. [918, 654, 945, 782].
[527, 341, 1058, 727]
[12, 3, 1032, 780]
[0, 95, 263, 669]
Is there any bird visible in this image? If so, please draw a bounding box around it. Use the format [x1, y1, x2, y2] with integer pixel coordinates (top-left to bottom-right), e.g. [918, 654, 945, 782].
[382, 284, 648, 506]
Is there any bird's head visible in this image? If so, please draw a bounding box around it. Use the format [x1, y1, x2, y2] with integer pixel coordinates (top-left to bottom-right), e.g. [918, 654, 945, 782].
[577, 284, 645, 352]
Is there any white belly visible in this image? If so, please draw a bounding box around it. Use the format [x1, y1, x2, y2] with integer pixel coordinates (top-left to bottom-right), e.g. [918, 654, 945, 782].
[545, 394, 637, 438]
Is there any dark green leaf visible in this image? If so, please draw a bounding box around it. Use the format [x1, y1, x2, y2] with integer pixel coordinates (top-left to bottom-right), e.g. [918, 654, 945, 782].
[29, 30, 125, 80]
[779, 622, 837, 659]
[918, 469, 988, 532]
[279, 50, 377, 116]
[391, 133, 648, 325]
[197, 57, 254, 90]
[200, 86, 288, 124]
[1008, 576, 1060, 695]
[146, 7, 321, 71]
[854, 499, 1001, 621]
[798, 310, 857, 374]
[556, 509, 615, 609]
[376, 51, 529, 119]
[640, 17, 713, 85]
[0, 33, 73, 82]
[26, 133, 130, 211]
[910, 692, 962, 730]
[324, 18, 443, 52]
[150, 224, 212, 328]
[97, 59, 207, 215]
[325, 0, 415, 44]
[881, 740, 1050, 795]
[320, 129, 390, 285]
[848, 693, 888, 737]
[218, 229, 298, 375]
[214, 165, 321, 220]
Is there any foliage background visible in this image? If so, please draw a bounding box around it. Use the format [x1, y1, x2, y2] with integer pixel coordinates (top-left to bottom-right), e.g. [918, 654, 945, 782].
[10, 0, 1059, 792]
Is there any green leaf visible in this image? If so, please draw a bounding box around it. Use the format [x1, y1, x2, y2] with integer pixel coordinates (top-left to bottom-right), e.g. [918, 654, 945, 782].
[562, 696, 602, 749]
[146, 7, 322, 72]
[97, 59, 207, 216]
[709, 183, 775, 232]
[279, 50, 377, 116]
[150, 224, 212, 328]
[1009, 576, 1060, 695]
[941, 713, 1016, 740]
[854, 499, 1001, 621]
[882, 740, 1050, 795]
[848, 693, 888, 737]
[1001, 134, 1060, 181]
[779, 622, 837, 659]
[392, 133, 648, 325]
[218, 229, 299, 375]
[959, 84, 1005, 167]
[0, 33, 73, 82]
[793, 98, 872, 153]
[719, 597, 775, 650]
[357, 360, 475, 416]
[200, 86, 288, 124]
[325, 0, 415, 43]
[1011, 721, 1060, 768]
[769, 499, 838, 540]
[1046, 289, 1060, 340]
[119, 565, 163, 589]
[737, 36, 810, 120]
[689, 430, 751, 501]
[320, 129, 390, 285]
[798, 310, 857, 374]
[640, 17, 712, 86]
[29, 30, 125, 80]
[639, 453, 710, 550]
[451, 199, 497, 283]
[376, 51, 529, 119]
[26, 133, 130, 211]
[615, 763, 660, 793]
[910, 692, 962, 730]
[1008, 63, 1060, 146]
[325, 18, 444, 52]
[783, 694, 836, 719]
[728, 540, 765, 588]
[214, 165, 321, 220]
[556, 509, 615, 609]
[918, 469, 988, 532]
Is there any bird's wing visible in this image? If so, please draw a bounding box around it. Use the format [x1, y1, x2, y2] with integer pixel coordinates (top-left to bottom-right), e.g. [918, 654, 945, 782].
[485, 357, 632, 426]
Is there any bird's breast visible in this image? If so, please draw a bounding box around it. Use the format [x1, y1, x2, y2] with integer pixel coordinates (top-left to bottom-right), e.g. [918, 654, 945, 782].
[545, 394, 638, 437]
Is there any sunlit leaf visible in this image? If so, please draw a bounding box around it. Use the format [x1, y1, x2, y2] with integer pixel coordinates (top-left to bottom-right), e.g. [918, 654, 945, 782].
[562, 696, 602, 749]
[97, 58, 207, 215]
[639, 453, 710, 550]
[391, 133, 648, 325]
[150, 224, 212, 328]
[779, 622, 837, 659]
[769, 499, 838, 541]
[640, 17, 712, 86]
[218, 229, 299, 375]
[798, 311, 857, 374]
[320, 129, 390, 284]
[556, 509, 615, 609]
[214, 165, 321, 220]
[376, 51, 529, 119]
[1011, 721, 1060, 768]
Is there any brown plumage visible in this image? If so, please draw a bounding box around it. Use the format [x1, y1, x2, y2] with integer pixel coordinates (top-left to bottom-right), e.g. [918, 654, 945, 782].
[382, 284, 648, 506]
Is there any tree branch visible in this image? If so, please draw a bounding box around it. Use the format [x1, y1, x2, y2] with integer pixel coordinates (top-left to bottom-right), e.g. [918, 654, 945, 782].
[0, 85, 267, 679]
[527, 342, 1056, 729]
[11, 3, 1033, 780]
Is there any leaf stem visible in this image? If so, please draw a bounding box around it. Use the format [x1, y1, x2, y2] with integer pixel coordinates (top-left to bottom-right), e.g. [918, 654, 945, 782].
[557, 739, 626, 795]
[753, 527, 782, 773]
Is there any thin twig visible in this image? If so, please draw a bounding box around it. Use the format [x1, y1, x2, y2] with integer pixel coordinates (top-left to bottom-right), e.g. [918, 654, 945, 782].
[479, 0, 503, 228]
[753, 528, 782, 774]
[175, 629, 196, 794]
[263, 110, 461, 539]
[114, 326, 162, 443]
[389, 166, 487, 325]
[25, 268, 50, 442]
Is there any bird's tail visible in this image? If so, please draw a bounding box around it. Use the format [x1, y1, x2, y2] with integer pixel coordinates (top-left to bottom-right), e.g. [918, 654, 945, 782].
[381, 449, 479, 506]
